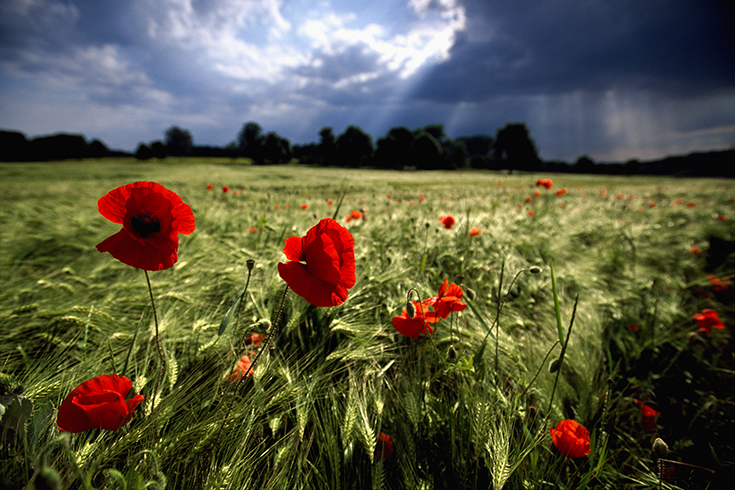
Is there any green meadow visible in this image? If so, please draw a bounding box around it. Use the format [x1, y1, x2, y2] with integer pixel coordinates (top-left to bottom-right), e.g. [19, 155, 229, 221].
[1, 159, 733, 489]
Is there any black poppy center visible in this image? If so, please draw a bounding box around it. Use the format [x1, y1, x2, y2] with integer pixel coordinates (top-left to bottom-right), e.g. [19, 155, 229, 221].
[131, 214, 161, 238]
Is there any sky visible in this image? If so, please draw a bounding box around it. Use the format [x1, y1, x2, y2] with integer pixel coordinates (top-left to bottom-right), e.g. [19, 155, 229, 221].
[1, 0, 734, 162]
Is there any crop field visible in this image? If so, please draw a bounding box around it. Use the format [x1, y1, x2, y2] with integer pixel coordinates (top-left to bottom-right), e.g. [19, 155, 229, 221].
[1, 159, 733, 490]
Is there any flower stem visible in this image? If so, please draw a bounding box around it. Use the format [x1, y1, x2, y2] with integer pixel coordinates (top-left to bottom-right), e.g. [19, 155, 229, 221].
[145, 270, 165, 411]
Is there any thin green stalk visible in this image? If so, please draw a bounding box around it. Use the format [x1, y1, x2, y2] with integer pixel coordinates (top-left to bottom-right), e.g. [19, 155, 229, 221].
[145, 270, 165, 412]
[549, 259, 565, 346]
[544, 294, 579, 420]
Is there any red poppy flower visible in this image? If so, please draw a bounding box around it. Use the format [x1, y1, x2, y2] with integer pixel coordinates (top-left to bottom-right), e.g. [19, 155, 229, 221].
[423, 279, 467, 319]
[56, 374, 145, 433]
[686, 202, 696, 208]
[392, 301, 438, 338]
[245, 332, 264, 348]
[528, 210, 535, 217]
[222, 186, 229, 193]
[327, 199, 333, 205]
[96, 181, 196, 271]
[556, 188, 567, 196]
[636, 400, 661, 433]
[536, 179, 553, 190]
[707, 274, 731, 292]
[278, 218, 356, 307]
[469, 227, 482, 237]
[206, 184, 213, 190]
[301, 204, 308, 209]
[692, 309, 725, 334]
[441, 215, 456, 229]
[226, 353, 255, 382]
[375, 432, 395, 461]
[690, 245, 702, 254]
[350, 210, 363, 219]
[550, 419, 591, 458]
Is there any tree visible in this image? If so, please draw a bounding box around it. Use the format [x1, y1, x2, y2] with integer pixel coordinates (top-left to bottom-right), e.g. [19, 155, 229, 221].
[88, 139, 109, 158]
[574, 155, 595, 173]
[261, 132, 292, 164]
[164, 126, 193, 156]
[458, 135, 494, 157]
[0, 131, 29, 161]
[224, 141, 240, 162]
[375, 126, 414, 169]
[494, 123, 541, 171]
[336, 125, 374, 167]
[150, 141, 167, 159]
[237, 122, 264, 162]
[135, 143, 153, 160]
[412, 131, 444, 170]
[316, 127, 337, 166]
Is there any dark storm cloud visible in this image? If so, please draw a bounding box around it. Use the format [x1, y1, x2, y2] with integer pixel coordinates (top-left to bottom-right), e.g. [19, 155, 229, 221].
[415, 0, 735, 102]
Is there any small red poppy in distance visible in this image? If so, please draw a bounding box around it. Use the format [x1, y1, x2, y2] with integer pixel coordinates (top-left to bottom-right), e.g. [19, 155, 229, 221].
[636, 400, 661, 433]
[692, 309, 726, 334]
[392, 301, 438, 338]
[375, 432, 395, 461]
[56, 374, 145, 433]
[550, 419, 591, 458]
[536, 178, 553, 189]
[441, 215, 456, 229]
[469, 227, 482, 237]
[96, 181, 196, 271]
[278, 218, 356, 307]
[707, 274, 731, 292]
[555, 188, 568, 196]
[226, 354, 255, 382]
[423, 279, 467, 319]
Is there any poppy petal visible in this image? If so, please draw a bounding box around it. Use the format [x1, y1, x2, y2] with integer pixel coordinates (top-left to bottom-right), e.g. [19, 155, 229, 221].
[306, 230, 342, 284]
[96, 229, 177, 271]
[278, 261, 349, 307]
[282, 236, 305, 262]
[98, 185, 132, 224]
[73, 391, 129, 431]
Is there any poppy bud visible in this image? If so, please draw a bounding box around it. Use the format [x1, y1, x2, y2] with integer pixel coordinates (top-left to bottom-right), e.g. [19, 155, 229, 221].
[465, 288, 476, 300]
[528, 266, 542, 274]
[406, 301, 416, 319]
[549, 358, 561, 373]
[652, 437, 669, 459]
[246, 259, 255, 271]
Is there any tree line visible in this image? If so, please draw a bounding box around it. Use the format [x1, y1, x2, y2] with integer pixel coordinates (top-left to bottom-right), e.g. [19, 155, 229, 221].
[1, 123, 732, 177]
